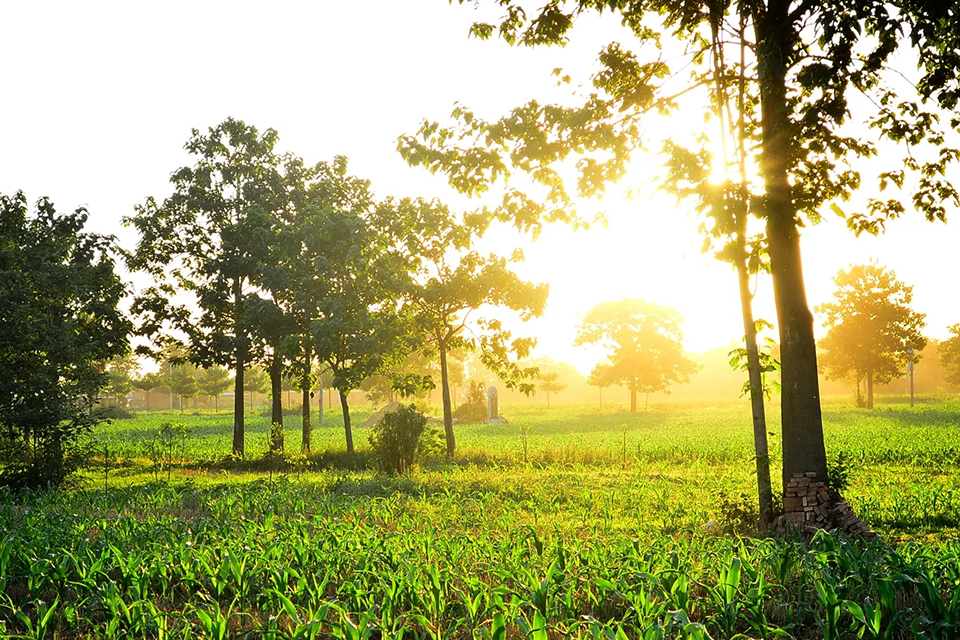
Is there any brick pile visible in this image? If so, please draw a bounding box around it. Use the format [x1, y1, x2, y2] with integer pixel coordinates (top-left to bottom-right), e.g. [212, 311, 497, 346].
[775, 471, 877, 541]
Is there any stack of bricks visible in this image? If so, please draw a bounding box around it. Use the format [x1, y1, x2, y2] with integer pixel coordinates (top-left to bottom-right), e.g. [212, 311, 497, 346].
[777, 472, 877, 541]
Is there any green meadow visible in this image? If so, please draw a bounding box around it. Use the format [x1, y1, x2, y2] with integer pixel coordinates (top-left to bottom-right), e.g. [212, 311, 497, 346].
[3, 397, 960, 638]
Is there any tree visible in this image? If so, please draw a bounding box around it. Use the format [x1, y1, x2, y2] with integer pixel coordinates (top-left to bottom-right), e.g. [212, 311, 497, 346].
[198, 365, 232, 413]
[132, 371, 164, 411]
[305, 166, 411, 455]
[539, 372, 566, 408]
[244, 365, 269, 411]
[104, 355, 139, 408]
[587, 364, 615, 410]
[817, 264, 927, 409]
[166, 364, 199, 413]
[575, 300, 697, 413]
[403, 0, 959, 490]
[125, 118, 295, 457]
[0, 192, 130, 488]
[382, 198, 547, 457]
[941, 326, 960, 390]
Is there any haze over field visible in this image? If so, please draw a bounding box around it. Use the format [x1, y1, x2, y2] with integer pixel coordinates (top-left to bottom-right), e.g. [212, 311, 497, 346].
[3, 1, 958, 373]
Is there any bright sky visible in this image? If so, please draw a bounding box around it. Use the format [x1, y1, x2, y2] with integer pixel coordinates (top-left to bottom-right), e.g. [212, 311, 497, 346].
[3, 1, 958, 373]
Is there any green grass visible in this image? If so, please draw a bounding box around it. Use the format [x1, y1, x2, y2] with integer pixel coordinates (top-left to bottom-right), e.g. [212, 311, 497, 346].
[2, 397, 960, 638]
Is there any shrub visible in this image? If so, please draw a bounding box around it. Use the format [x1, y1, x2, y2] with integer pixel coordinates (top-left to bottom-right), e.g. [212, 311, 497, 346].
[369, 404, 441, 475]
[98, 405, 134, 420]
[714, 491, 784, 535]
[827, 451, 853, 494]
[452, 381, 487, 423]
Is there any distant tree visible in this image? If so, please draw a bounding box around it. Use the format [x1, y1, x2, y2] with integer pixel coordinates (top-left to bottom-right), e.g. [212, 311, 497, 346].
[362, 375, 395, 408]
[539, 372, 566, 409]
[575, 300, 698, 413]
[817, 264, 927, 409]
[939, 325, 960, 390]
[167, 365, 199, 413]
[382, 198, 547, 457]
[125, 118, 295, 457]
[198, 365, 232, 413]
[104, 355, 139, 408]
[0, 192, 130, 489]
[132, 371, 165, 412]
[243, 365, 269, 411]
[587, 364, 616, 410]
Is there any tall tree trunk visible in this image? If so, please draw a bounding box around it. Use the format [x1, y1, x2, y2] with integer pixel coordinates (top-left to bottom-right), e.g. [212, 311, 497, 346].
[318, 376, 324, 425]
[301, 349, 312, 454]
[232, 278, 245, 458]
[270, 351, 284, 453]
[867, 370, 874, 409]
[730, 12, 773, 527]
[630, 388, 637, 413]
[754, 1, 828, 487]
[340, 389, 354, 454]
[439, 340, 456, 457]
[737, 262, 775, 526]
[302, 386, 311, 454]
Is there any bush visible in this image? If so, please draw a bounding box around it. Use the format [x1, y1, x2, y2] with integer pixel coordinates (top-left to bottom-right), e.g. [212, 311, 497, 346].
[827, 451, 853, 494]
[452, 381, 487, 423]
[369, 404, 441, 475]
[98, 405, 134, 420]
[714, 491, 784, 535]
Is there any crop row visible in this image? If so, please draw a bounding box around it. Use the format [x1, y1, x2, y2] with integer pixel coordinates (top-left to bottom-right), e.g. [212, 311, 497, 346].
[1, 481, 959, 639]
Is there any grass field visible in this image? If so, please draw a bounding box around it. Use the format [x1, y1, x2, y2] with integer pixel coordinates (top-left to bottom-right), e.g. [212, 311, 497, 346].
[2, 397, 960, 638]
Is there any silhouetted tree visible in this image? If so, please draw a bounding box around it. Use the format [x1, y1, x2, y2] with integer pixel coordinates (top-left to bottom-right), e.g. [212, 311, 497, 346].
[575, 299, 697, 413]
[132, 372, 164, 412]
[587, 364, 615, 410]
[197, 366, 232, 413]
[539, 372, 566, 409]
[818, 264, 927, 409]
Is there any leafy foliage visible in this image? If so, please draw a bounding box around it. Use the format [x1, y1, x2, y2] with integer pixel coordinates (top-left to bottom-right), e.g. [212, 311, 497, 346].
[369, 404, 440, 475]
[380, 197, 547, 455]
[125, 118, 299, 457]
[940, 325, 960, 389]
[727, 321, 781, 400]
[817, 264, 927, 408]
[827, 451, 854, 495]
[453, 381, 488, 424]
[575, 299, 698, 411]
[0, 192, 130, 489]
[539, 372, 566, 407]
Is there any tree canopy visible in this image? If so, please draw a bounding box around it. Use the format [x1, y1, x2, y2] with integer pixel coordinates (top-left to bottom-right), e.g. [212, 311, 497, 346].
[817, 264, 927, 409]
[575, 299, 697, 412]
[382, 197, 547, 455]
[125, 117, 298, 457]
[0, 192, 130, 488]
[938, 325, 960, 390]
[401, 0, 960, 488]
